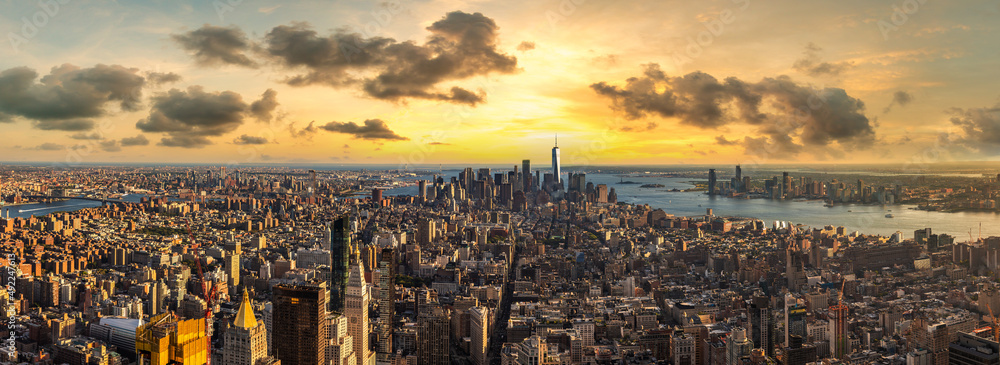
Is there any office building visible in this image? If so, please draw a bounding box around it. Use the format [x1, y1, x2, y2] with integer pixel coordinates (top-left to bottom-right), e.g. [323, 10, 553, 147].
[709, 169, 717, 196]
[522, 160, 531, 192]
[274, 283, 328, 365]
[221, 289, 274, 365]
[949, 332, 999, 365]
[331, 216, 351, 313]
[552, 137, 561, 189]
[471, 306, 489, 365]
[417, 303, 451, 365]
[783, 335, 817, 365]
[750, 296, 775, 357]
[727, 327, 753, 365]
[347, 263, 372, 365]
[377, 248, 396, 362]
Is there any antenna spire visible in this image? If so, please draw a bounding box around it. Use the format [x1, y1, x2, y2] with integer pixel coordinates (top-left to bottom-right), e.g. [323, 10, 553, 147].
[555, 134, 558, 147]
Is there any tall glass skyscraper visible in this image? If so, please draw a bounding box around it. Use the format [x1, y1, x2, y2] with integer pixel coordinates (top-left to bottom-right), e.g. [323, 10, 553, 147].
[552, 136, 561, 189]
[330, 216, 350, 313]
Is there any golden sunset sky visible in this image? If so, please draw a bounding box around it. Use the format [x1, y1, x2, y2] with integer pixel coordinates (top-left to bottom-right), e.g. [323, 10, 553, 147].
[2, 0, 999, 166]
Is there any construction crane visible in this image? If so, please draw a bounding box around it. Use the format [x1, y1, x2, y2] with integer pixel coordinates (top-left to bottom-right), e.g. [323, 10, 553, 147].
[830, 280, 848, 358]
[187, 218, 219, 365]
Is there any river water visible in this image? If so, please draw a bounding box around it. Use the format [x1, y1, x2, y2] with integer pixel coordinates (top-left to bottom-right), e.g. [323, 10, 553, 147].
[1, 194, 145, 220]
[386, 172, 1000, 240]
[4, 173, 996, 240]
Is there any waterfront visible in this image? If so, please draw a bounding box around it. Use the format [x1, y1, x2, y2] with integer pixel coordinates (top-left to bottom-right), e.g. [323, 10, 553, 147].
[386, 172, 1000, 239]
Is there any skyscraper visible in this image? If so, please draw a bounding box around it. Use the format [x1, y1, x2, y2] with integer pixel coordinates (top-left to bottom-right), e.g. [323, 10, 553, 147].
[377, 248, 396, 363]
[222, 289, 274, 365]
[708, 169, 717, 196]
[330, 216, 351, 313]
[749, 295, 774, 358]
[551, 136, 561, 189]
[347, 263, 372, 365]
[273, 283, 328, 365]
[417, 303, 451, 365]
[726, 327, 753, 365]
[225, 253, 240, 288]
[522, 160, 531, 192]
[785, 295, 807, 347]
[471, 306, 489, 365]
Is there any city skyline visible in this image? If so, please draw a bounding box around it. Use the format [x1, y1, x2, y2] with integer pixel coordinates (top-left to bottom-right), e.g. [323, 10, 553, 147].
[2, 0, 1000, 164]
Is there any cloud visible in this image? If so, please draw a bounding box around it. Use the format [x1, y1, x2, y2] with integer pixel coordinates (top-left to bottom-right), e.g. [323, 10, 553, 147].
[0, 64, 145, 129]
[172, 25, 257, 67]
[258, 5, 281, 14]
[428, 141, 450, 145]
[100, 140, 122, 152]
[33, 143, 65, 151]
[882, 90, 914, 114]
[517, 41, 535, 51]
[289, 121, 318, 139]
[159, 135, 213, 148]
[947, 102, 1000, 154]
[120, 134, 150, 146]
[233, 134, 270, 144]
[146, 71, 182, 86]
[319, 119, 409, 140]
[70, 132, 104, 140]
[715, 135, 738, 146]
[592, 63, 875, 157]
[33, 119, 96, 131]
[792, 43, 852, 77]
[249, 88, 279, 123]
[179, 11, 518, 105]
[136, 86, 250, 148]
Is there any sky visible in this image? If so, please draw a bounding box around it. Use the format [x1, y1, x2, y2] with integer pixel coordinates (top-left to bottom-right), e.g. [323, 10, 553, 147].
[1, 0, 999, 167]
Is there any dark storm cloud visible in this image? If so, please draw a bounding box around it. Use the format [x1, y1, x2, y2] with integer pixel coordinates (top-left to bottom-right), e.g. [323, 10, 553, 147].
[172, 25, 257, 67]
[176, 12, 517, 105]
[792, 43, 852, 77]
[882, 90, 914, 114]
[249, 89, 279, 123]
[0, 64, 146, 128]
[948, 102, 1000, 154]
[233, 134, 270, 144]
[33, 119, 96, 131]
[517, 41, 535, 51]
[120, 135, 150, 146]
[319, 119, 408, 140]
[136, 86, 251, 148]
[592, 63, 875, 156]
[146, 71, 182, 86]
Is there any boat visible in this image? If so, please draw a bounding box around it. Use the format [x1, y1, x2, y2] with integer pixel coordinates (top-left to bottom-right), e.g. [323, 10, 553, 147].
[885, 214, 894, 218]
[847, 210, 852, 212]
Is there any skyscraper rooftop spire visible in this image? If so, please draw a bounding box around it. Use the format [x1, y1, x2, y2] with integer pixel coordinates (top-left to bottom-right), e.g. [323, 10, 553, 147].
[234, 287, 257, 328]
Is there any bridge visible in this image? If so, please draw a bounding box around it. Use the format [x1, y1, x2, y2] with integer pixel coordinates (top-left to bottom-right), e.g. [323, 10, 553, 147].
[22, 195, 131, 204]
